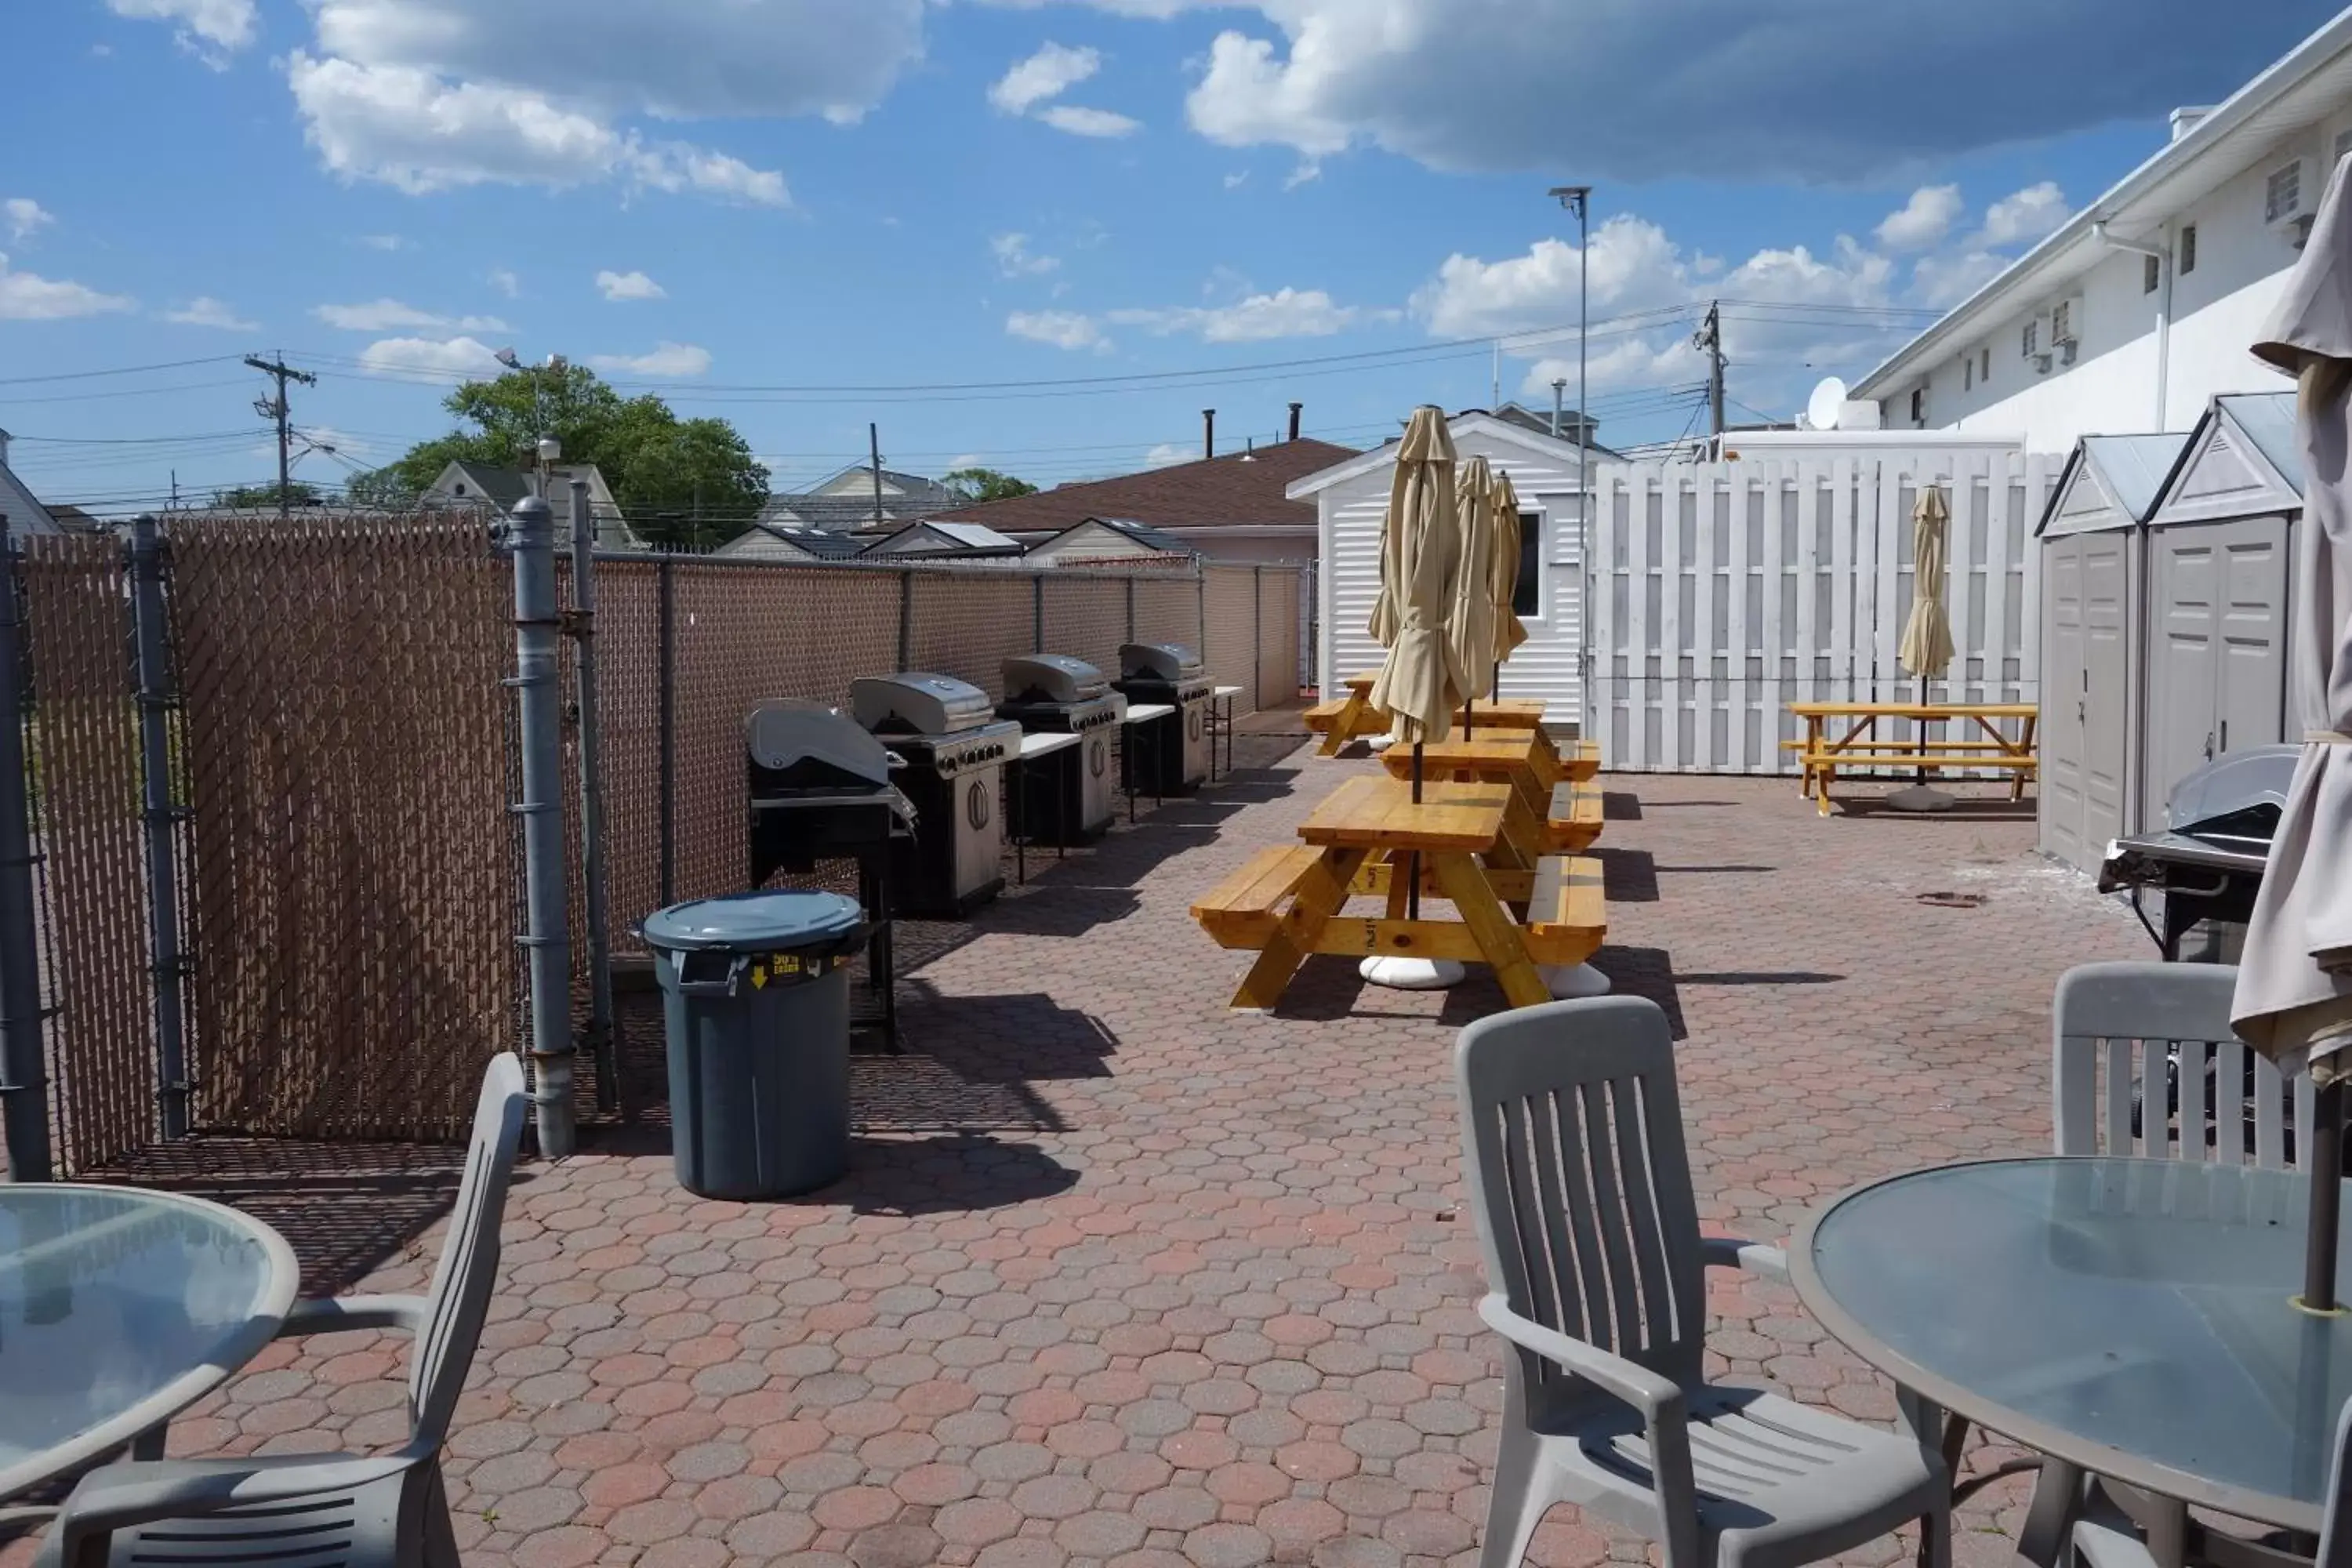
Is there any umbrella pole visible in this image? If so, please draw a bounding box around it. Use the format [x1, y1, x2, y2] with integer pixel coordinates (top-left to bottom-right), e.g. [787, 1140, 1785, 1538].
[2304, 1080, 2346, 1315]
[1409, 743, 1424, 921]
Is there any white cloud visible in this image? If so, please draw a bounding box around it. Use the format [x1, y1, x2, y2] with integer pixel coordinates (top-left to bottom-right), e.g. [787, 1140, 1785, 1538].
[989, 40, 1139, 137]
[313, 297, 508, 332]
[589, 341, 713, 376]
[358, 233, 408, 250]
[1173, 0, 2287, 182]
[0, 253, 135, 320]
[106, 0, 255, 66]
[991, 233, 1060, 278]
[487, 267, 518, 296]
[357, 334, 506, 378]
[1282, 159, 1321, 191]
[1976, 181, 2071, 247]
[1007, 310, 1110, 351]
[1411, 216, 1691, 340]
[1222, 171, 1248, 190]
[1875, 185, 1962, 252]
[596, 268, 666, 301]
[989, 42, 1100, 114]
[1110, 286, 1359, 343]
[4, 200, 55, 244]
[162, 296, 257, 330]
[279, 0, 919, 202]
[1911, 249, 2010, 310]
[1036, 104, 1140, 138]
[1142, 441, 1191, 467]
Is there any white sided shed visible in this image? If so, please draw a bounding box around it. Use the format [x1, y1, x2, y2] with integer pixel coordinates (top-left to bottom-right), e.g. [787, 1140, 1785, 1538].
[2034, 432, 2187, 872]
[1291, 412, 1595, 725]
[2135, 390, 2301, 829]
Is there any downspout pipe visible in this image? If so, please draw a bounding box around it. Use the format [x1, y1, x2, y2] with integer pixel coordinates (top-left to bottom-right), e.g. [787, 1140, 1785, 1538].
[2092, 220, 2172, 430]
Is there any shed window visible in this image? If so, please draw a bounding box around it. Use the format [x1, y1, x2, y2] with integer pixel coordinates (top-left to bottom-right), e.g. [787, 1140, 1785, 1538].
[1980, 347, 1991, 383]
[2180, 224, 2198, 274]
[1963, 356, 1974, 391]
[2144, 253, 2161, 293]
[1908, 387, 1926, 424]
[1514, 513, 1541, 616]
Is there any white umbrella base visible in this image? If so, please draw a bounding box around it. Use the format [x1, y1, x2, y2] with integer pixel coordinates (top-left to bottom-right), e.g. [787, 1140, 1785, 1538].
[1885, 784, 1956, 813]
[1360, 956, 1465, 989]
[1540, 963, 1613, 998]
[1367, 733, 1399, 752]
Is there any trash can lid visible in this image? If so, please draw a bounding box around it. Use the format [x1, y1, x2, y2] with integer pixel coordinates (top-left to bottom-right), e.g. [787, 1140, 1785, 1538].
[641, 890, 866, 953]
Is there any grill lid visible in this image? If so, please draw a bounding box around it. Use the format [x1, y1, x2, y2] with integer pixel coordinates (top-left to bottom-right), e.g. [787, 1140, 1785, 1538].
[1119, 642, 1202, 682]
[1004, 654, 1108, 706]
[2166, 744, 2301, 839]
[851, 672, 995, 736]
[747, 701, 893, 788]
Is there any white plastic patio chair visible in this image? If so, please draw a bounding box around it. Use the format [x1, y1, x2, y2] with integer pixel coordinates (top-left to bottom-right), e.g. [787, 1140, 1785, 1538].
[1456, 996, 1951, 1568]
[35, 1054, 527, 1568]
[2053, 960, 2306, 1166]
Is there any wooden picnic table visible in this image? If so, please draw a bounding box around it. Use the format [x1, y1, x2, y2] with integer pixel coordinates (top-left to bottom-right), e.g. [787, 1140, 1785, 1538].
[1305, 672, 1548, 754]
[1190, 774, 1605, 1012]
[1787, 700, 2039, 816]
[1377, 732, 1605, 854]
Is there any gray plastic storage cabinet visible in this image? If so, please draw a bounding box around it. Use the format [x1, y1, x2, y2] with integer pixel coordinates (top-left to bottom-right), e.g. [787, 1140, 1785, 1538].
[641, 891, 871, 1200]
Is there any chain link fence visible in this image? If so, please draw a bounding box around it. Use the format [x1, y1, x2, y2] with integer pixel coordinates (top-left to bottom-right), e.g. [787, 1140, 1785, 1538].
[4, 521, 1302, 1174]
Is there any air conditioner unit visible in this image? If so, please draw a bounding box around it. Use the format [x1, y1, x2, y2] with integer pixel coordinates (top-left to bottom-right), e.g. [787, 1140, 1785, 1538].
[2023, 313, 2053, 373]
[2267, 154, 2319, 242]
[2049, 295, 2083, 348]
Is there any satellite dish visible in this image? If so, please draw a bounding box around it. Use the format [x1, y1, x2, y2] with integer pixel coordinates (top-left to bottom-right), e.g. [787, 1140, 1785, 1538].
[1805, 376, 1848, 432]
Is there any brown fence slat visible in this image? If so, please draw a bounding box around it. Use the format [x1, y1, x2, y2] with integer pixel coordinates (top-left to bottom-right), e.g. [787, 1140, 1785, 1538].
[21, 537, 151, 1174]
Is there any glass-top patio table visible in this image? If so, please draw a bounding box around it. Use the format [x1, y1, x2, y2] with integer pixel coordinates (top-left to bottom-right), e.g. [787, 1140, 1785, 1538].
[1793, 1157, 2352, 1568]
[0, 1185, 298, 1502]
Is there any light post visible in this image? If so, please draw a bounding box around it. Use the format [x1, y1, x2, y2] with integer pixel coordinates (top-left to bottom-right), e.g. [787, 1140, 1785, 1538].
[1548, 184, 1592, 746]
[535, 434, 562, 499]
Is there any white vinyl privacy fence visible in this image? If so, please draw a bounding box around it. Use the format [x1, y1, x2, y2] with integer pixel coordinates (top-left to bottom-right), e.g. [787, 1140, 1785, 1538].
[1587, 450, 2060, 773]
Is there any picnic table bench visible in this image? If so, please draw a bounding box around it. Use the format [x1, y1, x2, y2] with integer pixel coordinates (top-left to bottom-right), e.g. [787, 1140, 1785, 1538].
[1305, 671, 1549, 754]
[1190, 775, 1604, 1011]
[1787, 700, 2038, 816]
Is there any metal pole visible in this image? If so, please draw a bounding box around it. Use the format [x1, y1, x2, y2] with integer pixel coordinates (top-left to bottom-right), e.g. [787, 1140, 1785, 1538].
[1252, 567, 1263, 709]
[1577, 195, 1592, 749]
[0, 516, 52, 1180]
[127, 516, 190, 1142]
[568, 480, 618, 1116]
[656, 556, 677, 907]
[869, 423, 885, 532]
[508, 496, 575, 1156]
[2305, 1080, 2345, 1315]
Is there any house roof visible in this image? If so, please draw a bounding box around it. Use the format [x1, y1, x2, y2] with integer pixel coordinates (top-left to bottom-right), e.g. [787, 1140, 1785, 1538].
[1285, 413, 1602, 499]
[864, 519, 1025, 556]
[925, 438, 1356, 535]
[2038, 432, 2194, 537]
[731, 522, 866, 559]
[1854, 6, 2352, 400]
[2219, 390, 2299, 481]
[444, 462, 535, 511]
[1036, 517, 1194, 556]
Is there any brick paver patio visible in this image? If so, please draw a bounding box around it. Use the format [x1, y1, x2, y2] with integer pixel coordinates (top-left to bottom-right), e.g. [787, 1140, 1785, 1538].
[4, 743, 2151, 1568]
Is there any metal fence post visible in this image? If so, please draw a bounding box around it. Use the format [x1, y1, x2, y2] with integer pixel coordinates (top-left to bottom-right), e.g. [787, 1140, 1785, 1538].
[127, 515, 190, 1143]
[1196, 564, 1207, 659]
[1032, 574, 1045, 653]
[656, 554, 677, 908]
[0, 516, 50, 1180]
[568, 480, 618, 1115]
[508, 496, 575, 1156]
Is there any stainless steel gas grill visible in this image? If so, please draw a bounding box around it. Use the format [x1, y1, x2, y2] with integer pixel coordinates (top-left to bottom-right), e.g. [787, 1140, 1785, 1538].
[744, 700, 911, 1046]
[1113, 642, 1210, 797]
[851, 673, 1022, 918]
[2098, 744, 2300, 960]
[998, 655, 1123, 846]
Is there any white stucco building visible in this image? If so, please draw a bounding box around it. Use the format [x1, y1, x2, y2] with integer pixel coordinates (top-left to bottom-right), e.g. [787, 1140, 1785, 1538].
[1854, 7, 2352, 450]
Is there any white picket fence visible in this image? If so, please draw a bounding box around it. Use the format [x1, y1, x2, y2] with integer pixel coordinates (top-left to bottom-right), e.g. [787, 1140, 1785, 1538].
[1586, 449, 2060, 774]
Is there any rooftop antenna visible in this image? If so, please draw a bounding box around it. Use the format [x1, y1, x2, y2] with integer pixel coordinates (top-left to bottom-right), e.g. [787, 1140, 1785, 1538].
[1805, 376, 1849, 433]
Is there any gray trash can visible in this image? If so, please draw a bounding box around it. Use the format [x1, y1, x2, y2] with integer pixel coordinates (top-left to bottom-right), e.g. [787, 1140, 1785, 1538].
[641, 890, 871, 1200]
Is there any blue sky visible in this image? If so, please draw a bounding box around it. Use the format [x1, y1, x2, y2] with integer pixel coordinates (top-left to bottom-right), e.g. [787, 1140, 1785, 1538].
[0, 0, 2340, 512]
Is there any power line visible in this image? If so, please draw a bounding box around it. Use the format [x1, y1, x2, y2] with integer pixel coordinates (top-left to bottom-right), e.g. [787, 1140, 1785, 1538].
[0, 354, 250, 388]
[245, 354, 318, 520]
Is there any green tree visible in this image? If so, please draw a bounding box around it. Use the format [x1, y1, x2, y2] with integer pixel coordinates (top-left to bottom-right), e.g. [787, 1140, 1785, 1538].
[944, 466, 1037, 503]
[211, 480, 321, 510]
[351, 363, 768, 542]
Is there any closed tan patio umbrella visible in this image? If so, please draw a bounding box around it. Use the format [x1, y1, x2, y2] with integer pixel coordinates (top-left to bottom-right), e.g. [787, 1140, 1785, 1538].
[2234, 153, 2352, 1311]
[1889, 485, 1957, 812]
[1450, 455, 1500, 724]
[1367, 407, 1465, 746]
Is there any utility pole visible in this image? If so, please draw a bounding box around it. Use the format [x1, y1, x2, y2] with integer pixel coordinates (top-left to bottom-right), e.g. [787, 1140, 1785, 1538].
[245, 354, 317, 518]
[1693, 301, 1727, 438]
[869, 423, 885, 532]
[1549, 183, 1594, 746]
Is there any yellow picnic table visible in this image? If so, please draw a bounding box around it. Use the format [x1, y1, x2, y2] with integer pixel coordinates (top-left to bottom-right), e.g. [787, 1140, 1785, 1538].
[1304, 671, 1548, 755]
[1787, 700, 2039, 816]
[1377, 732, 1606, 854]
[1190, 774, 1604, 1011]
